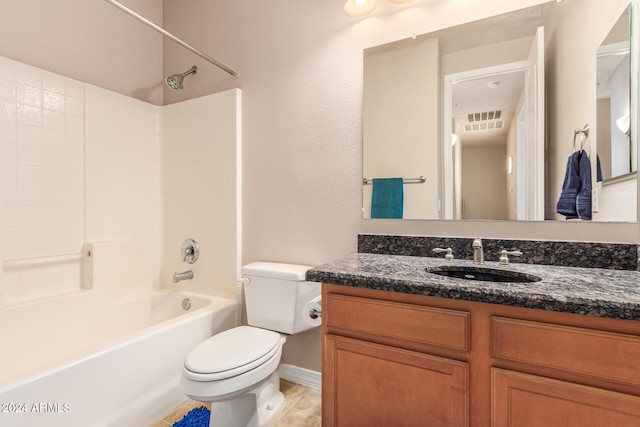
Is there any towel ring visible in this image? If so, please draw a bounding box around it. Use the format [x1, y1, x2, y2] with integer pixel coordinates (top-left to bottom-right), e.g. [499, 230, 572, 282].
[573, 124, 589, 151]
[573, 132, 585, 151]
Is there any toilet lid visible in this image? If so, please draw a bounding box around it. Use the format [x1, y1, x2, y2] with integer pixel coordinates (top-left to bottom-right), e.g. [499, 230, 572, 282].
[184, 326, 282, 376]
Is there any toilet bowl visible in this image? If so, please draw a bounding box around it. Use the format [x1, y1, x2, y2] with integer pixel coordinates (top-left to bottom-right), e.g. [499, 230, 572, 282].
[181, 262, 320, 427]
[181, 326, 287, 427]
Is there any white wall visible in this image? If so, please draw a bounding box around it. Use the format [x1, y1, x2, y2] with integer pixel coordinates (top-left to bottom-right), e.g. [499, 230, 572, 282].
[85, 85, 163, 297]
[594, 177, 637, 222]
[0, 64, 165, 304]
[161, 89, 242, 301]
[610, 54, 631, 177]
[0, 57, 86, 302]
[506, 108, 519, 220]
[0, 59, 241, 354]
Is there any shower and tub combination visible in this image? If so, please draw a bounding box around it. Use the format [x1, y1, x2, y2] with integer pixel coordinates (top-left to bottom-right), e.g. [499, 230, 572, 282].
[0, 2, 244, 426]
[0, 290, 237, 427]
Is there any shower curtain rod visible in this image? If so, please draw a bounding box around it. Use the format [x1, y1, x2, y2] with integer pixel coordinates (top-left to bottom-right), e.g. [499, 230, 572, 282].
[103, 0, 239, 78]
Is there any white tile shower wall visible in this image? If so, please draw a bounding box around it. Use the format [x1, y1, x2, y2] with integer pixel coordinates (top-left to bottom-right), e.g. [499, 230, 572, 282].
[90, 240, 153, 297]
[85, 85, 163, 296]
[0, 55, 241, 306]
[161, 89, 241, 299]
[0, 56, 85, 303]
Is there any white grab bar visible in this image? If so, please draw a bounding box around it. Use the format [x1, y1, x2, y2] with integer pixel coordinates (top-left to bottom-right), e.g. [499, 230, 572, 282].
[2, 251, 90, 269]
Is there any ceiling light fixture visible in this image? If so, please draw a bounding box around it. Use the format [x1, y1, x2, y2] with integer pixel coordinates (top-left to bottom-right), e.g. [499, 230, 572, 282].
[344, 0, 377, 17]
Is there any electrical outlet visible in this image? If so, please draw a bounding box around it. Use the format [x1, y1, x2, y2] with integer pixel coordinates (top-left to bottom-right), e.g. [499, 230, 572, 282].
[592, 187, 599, 213]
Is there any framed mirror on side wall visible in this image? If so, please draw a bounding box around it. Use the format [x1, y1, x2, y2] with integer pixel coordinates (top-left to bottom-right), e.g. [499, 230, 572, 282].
[596, 11, 632, 182]
[362, 0, 638, 223]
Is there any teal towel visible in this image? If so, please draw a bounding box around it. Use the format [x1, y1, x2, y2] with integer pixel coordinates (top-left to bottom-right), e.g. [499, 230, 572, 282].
[371, 178, 404, 218]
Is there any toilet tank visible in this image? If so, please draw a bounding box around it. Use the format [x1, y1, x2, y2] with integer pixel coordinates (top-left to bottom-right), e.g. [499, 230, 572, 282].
[242, 262, 320, 334]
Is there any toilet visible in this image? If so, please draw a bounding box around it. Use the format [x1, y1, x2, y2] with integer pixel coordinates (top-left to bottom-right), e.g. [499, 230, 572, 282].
[181, 262, 320, 427]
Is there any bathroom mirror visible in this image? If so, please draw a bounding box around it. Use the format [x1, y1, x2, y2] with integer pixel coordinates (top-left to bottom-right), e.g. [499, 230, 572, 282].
[362, 0, 638, 222]
[596, 8, 634, 181]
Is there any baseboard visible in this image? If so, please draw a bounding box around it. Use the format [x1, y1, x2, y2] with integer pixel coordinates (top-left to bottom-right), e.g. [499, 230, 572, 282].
[278, 363, 321, 389]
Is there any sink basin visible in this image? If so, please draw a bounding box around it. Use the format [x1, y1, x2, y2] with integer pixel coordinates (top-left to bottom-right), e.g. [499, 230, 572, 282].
[426, 265, 542, 283]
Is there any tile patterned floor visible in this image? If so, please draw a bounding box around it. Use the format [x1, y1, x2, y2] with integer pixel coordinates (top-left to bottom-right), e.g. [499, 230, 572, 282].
[150, 379, 321, 427]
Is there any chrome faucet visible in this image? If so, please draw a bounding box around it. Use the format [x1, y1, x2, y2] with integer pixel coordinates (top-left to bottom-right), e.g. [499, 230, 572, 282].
[173, 270, 194, 283]
[472, 238, 484, 265]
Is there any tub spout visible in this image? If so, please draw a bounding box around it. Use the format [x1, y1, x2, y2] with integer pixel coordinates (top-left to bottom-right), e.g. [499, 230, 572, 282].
[173, 270, 194, 283]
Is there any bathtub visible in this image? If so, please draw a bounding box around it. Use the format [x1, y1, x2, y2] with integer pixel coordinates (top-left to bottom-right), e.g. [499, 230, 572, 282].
[0, 290, 237, 427]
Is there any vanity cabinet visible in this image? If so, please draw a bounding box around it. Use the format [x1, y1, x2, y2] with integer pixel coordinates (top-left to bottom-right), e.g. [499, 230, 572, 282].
[323, 292, 470, 426]
[324, 335, 468, 426]
[492, 369, 640, 426]
[322, 284, 640, 427]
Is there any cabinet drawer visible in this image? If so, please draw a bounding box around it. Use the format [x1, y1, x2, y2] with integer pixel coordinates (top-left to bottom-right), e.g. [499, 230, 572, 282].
[491, 317, 640, 387]
[325, 293, 470, 352]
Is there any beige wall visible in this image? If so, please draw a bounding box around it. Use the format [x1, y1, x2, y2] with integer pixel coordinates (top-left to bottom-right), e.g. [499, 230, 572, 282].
[461, 145, 508, 220]
[442, 36, 532, 76]
[0, 0, 164, 105]
[3, 0, 638, 373]
[363, 37, 440, 219]
[546, 0, 632, 220]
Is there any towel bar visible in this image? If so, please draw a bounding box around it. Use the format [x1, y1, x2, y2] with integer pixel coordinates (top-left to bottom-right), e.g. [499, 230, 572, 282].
[363, 176, 426, 185]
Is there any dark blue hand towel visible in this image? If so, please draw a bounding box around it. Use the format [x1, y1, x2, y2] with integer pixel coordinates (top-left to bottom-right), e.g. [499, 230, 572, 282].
[576, 150, 592, 220]
[371, 178, 404, 219]
[556, 151, 581, 219]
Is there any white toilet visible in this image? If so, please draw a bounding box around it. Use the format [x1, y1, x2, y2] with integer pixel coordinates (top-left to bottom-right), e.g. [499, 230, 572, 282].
[181, 262, 320, 427]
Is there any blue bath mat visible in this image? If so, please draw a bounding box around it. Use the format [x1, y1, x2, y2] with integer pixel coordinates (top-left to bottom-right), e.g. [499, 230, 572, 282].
[172, 406, 210, 427]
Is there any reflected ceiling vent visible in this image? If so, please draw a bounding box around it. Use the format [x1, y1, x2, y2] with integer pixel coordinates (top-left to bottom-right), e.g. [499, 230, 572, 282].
[467, 110, 502, 122]
[463, 121, 504, 132]
[463, 110, 504, 132]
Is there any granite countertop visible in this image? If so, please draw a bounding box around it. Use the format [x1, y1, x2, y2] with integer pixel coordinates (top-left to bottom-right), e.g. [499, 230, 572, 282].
[306, 253, 640, 321]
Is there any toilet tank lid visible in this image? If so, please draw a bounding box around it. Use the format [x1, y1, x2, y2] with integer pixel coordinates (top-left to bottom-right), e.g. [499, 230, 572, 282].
[242, 262, 314, 281]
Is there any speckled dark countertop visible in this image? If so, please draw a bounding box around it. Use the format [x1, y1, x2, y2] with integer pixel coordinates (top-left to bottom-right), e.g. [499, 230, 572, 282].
[306, 253, 640, 321]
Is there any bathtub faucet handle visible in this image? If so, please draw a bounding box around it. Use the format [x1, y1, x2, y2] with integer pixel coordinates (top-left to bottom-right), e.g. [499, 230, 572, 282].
[181, 238, 199, 264]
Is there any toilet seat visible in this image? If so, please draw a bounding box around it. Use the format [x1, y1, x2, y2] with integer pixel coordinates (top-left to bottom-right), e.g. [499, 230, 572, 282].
[183, 326, 283, 382]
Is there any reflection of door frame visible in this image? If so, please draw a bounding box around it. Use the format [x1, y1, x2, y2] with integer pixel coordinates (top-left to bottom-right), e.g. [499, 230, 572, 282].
[517, 106, 526, 219]
[443, 61, 527, 220]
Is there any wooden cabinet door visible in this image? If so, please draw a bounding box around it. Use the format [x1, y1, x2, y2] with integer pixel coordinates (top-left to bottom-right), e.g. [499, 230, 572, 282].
[492, 369, 640, 427]
[323, 334, 469, 427]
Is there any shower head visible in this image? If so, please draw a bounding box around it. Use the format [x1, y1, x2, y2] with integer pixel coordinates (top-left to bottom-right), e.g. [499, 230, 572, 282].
[166, 65, 197, 91]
